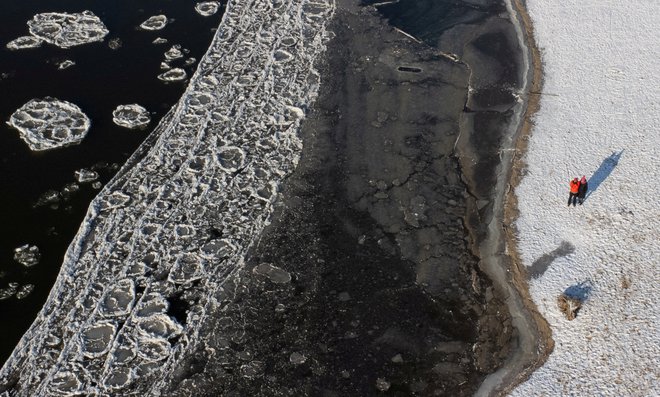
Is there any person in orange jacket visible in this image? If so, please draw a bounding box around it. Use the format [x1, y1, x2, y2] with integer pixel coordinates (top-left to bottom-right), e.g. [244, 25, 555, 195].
[568, 177, 580, 206]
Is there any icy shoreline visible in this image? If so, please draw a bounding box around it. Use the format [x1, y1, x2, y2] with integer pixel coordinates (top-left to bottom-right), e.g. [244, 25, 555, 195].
[0, 0, 335, 394]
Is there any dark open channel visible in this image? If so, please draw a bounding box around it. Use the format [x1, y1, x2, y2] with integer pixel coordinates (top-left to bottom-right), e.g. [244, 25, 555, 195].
[0, 0, 225, 365]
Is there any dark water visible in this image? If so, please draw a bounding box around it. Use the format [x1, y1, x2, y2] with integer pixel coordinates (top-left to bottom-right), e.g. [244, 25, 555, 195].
[0, 0, 224, 365]
[362, 0, 503, 45]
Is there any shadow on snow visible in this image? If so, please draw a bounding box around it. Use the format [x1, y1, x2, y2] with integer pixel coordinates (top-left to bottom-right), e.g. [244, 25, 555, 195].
[585, 150, 624, 201]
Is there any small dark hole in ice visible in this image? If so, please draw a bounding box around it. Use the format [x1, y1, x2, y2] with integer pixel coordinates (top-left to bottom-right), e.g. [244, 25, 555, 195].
[398, 66, 422, 73]
[209, 227, 223, 239]
[167, 294, 190, 325]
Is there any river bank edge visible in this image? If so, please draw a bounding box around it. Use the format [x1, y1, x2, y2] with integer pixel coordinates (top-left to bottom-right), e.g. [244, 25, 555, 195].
[471, 0, 553, 395]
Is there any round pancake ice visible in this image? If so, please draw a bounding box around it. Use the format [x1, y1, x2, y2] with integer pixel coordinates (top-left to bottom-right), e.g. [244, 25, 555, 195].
[140, 15, 168, 31]
[195, 2, 221, 17]
[9, 98, 91, 151]
[28, 11, 109, 49]
[112, 104, 151, 129]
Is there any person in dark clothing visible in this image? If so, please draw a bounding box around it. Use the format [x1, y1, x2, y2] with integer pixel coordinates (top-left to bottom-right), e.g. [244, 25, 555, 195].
[578, 175, 588, 205]
[568, 177, 580, 207]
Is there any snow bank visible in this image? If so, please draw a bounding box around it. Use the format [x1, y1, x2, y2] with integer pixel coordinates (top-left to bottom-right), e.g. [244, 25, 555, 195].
[512, 1, 660, 395]
[0, 0, 335, 395]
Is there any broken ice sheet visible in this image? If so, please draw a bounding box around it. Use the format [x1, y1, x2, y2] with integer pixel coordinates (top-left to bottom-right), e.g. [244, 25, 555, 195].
[8, 98, 90, 151]
[6, 35, 42, 50]
[112, 104, 151, 129]
[28, 11, 109, 49]
[140, 15, 168, 31]
[195, 2, 221, 17]
[14, 245, 41, 267]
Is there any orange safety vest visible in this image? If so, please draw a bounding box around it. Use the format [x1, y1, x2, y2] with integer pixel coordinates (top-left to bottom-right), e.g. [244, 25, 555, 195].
[570, 180, 580, 193]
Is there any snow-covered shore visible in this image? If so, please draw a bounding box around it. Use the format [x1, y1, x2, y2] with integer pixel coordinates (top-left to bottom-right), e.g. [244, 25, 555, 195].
[511, 0, 659, 395]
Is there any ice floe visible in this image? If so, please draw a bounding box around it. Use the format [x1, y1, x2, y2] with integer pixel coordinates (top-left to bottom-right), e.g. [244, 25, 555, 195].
[152, 37, 168, 45]
[16, 284, 35, 300]
[108, 38, 122, 50]
[6, 36, 42, 50]
[74, 168, 99, 183]
[112, 104, 151, 129]
[8, 98, 91, 151]
[164, 45, 185, 61]
[0, 283, 20, 301]
[13, 244, 41, 267]
[252, 263, 292, 284]
[157, 68, 187, 82]
[195, 2, 221, 17]
[140, 15, 168, 31]
[57, 60, 75, 70]
[0, 0, 335, 394]
[28, 11, 109, 49]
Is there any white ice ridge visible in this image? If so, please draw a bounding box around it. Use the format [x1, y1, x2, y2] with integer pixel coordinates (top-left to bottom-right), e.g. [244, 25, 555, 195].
[511, 0, 660, 396]
[27, 11, 109, 49]
[8, 98, 91, 151]
[0, 0, 335, 395]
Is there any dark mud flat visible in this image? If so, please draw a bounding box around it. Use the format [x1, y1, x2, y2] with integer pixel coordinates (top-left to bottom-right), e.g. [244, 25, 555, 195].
[162, 1, 529, 396]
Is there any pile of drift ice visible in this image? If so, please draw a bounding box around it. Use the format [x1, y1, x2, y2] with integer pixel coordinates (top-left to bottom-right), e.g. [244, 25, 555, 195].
[0, 0, 335, 395]
[112, 104, 151, 129]
[8, 98, 91, 151]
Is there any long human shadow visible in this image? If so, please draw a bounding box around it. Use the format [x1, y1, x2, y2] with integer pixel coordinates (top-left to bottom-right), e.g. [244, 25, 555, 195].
[528, 241, 575, 279]
[585, 150, 624, 201]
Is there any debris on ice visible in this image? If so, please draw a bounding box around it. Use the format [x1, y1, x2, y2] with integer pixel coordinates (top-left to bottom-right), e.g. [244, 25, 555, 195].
[8, 98, 91, 151]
